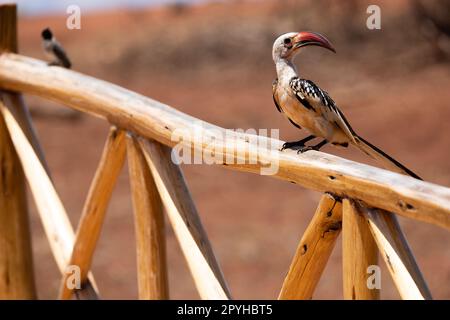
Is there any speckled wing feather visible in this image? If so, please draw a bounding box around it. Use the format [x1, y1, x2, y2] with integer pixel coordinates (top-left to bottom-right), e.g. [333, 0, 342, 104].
[289, 77, 356, 143]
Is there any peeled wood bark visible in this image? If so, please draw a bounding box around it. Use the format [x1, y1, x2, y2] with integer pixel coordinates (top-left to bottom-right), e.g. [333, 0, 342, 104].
[0, 4, 36, 299]
[0, 54, 448, 230]
[279, 193, 342, 300]
[0, 100, 98, 299]
[127, 135, 168, 299]
[59, 127, 126, 300]
[358, 204, 432, 300]
[139, 138, 230, 300]
[342, 199, 379, 300]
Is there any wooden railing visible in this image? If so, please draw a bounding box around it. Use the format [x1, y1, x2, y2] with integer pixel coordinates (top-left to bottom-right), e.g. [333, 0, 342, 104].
[0, 4, 448, 300]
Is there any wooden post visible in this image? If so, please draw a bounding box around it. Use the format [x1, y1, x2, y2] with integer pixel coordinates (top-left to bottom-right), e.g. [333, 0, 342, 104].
[139, 138, 231, 300]
[58, 127, 126, 300]
[342, 198, 379, 299]
[359, 204, 432, 299]
[279, 193, 342, 299]
[127, 135, 168, 299]
[0, 4, 17, 53]
[0, 4, 36, 299]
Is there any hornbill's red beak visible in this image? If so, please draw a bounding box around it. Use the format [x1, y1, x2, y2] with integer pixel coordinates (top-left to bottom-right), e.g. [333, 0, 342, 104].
[293, 31, 336, 53]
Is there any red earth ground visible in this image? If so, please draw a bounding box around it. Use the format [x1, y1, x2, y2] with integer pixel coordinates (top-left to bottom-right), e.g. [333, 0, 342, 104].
[11, 0, 450, 299]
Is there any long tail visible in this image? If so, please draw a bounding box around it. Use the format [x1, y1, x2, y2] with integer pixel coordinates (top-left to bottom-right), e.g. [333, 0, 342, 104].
[57, 52, 72, 69]
[59, 54, 72, 69]
[352, 135, 422, 180]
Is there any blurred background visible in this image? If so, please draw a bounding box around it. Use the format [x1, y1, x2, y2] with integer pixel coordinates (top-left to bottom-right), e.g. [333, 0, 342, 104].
[2, 0, 449, 299]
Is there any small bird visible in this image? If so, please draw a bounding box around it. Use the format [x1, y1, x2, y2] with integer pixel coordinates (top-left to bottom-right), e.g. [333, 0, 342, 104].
[272, 32, 421, 179]
[41, 28, 72, 69]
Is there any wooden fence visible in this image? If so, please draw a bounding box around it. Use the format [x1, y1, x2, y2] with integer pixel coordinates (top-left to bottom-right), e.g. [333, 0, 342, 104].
[0, 4, 448, 300]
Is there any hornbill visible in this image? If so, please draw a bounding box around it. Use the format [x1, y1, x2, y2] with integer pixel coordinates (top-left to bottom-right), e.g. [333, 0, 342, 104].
[41, 28, 72, 69]
[272, 32, 421, 180]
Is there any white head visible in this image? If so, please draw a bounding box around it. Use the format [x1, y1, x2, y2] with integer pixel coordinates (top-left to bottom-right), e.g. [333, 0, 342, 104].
[272, 31, 336, 63]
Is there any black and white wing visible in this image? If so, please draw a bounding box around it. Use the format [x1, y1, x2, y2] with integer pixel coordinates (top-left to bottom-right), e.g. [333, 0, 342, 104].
[289, 77, 357, 143]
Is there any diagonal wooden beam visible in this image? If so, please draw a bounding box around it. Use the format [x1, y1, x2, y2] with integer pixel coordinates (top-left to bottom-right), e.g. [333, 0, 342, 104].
[357, 203, 432, 299]
[127, 135, 168, 299]
[0, 98, 99, 299]
[58, 127, 126, 300]
[1, 92, 51, 176]
[279, 193, 342, 299]
[139, 138, 231, 300]
[342, 198, 379, 299]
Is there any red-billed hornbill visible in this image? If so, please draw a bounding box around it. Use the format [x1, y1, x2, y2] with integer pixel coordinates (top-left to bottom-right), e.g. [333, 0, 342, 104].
[272, 32, 421, 180]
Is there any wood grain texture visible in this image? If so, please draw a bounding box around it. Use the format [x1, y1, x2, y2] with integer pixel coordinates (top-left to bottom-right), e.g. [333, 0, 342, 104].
[342, 198, 379, 300]
[139, 138, 231, 300]
[1, 92, 51, 175]
[279, 193, 342, 300]
[358, 203, 432, 300]
[59, 127, 126, 300]
[0, 99, 98, 299]
[0, 4, 36, 299]
[0, 4, 17, 53]
[0, 111, 36, 299]
[127, 135, 168, 299]
[0, 54, 448, 230]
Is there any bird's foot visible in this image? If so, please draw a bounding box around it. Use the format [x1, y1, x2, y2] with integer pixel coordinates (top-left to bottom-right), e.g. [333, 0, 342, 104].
[297, 139, 328, 153]
[296, 145, 317, 154]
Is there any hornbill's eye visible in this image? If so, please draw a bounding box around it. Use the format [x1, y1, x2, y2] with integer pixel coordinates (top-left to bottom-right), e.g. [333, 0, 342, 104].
[284, 38, 292, 45]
